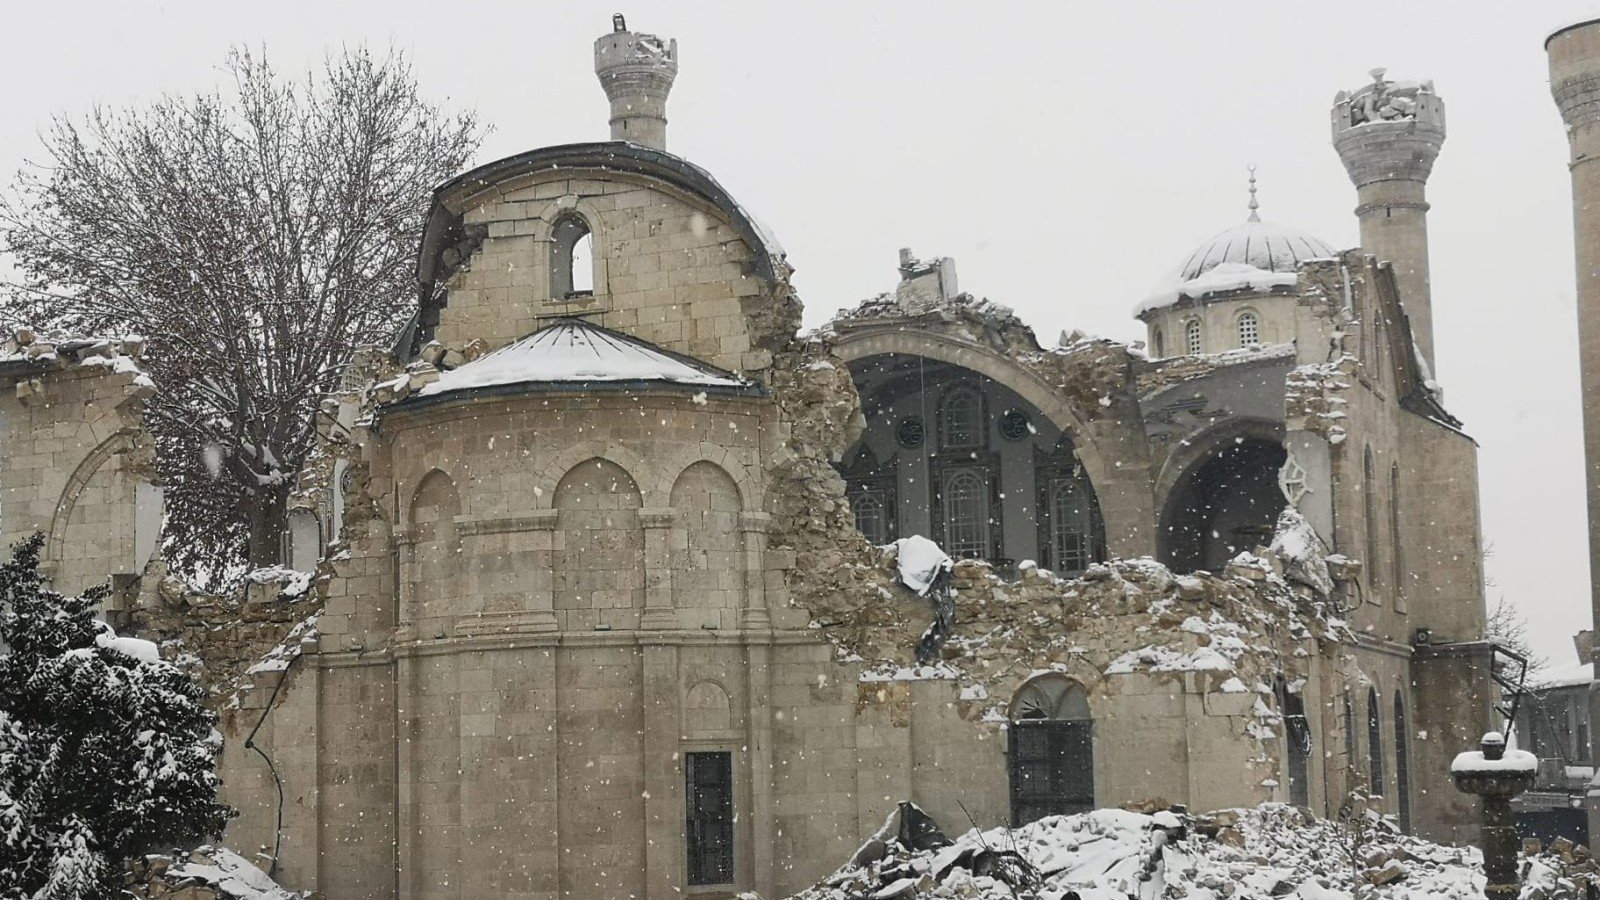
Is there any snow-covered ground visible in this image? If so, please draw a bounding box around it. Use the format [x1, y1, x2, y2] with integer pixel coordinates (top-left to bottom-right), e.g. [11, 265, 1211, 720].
[788, 803, 1581, 900]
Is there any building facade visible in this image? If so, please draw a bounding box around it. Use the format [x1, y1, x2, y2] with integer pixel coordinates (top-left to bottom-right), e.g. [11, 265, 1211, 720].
[36, 19, 1497, 900]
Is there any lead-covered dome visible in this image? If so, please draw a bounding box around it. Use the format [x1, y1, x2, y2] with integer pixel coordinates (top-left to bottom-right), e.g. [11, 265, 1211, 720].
[1175, 219, 1336, 282]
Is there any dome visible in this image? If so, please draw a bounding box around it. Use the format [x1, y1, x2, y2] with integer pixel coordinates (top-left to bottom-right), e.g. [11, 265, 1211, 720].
[1176, 219, 1336, 282]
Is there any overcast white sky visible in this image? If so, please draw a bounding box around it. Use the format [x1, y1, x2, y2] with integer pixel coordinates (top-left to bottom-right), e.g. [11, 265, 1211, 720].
[2, 1, 1595, 664]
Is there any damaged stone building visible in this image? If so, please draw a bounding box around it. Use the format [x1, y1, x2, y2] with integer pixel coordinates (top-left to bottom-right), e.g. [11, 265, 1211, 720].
[7, 17, 1499, 900]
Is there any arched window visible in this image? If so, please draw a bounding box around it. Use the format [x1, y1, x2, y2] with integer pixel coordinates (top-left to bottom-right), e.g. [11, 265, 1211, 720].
[1277, 677, 1311, 807]
[942, 469, 990, 560]
[1394, 692, 1412, 833]
[1050, 478, 1097, 573]
[1390, 464, 1405, 612]
[1152, 329, 1165, 358]
[1363, 447, 1379, 600]
[1237, 310, 1260, 347]
[550, 214, 594, 299]
[938, 384, 983, 450]
[1367, 687, 1384, 797]
[1009, 675, 1093, 825]
[841, 446, 897, 545]
[1185, 319, 1203, 355]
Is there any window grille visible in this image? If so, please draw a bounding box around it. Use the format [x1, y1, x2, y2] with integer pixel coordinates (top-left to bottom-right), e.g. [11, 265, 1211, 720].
[1009, 676, 1093, 826]
[1237, 311, 1260, 347]
[942, 469, 990, 560]
[685, 752, 734, 885]
[1185, 319, 1203, 355]
[848, 488, 889, 545]
[1050, 479, 1095, 573]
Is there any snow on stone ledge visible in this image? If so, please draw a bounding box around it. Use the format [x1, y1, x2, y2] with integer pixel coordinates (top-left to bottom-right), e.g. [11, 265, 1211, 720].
[1136, 262, 1300, 316]
[889, 535, 952, 596]
[1451, 748, 1538, 774]
[243, 565, 315, 599]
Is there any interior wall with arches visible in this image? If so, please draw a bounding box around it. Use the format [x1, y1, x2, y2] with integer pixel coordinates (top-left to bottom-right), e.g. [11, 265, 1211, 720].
[841, 354, 1107, 574]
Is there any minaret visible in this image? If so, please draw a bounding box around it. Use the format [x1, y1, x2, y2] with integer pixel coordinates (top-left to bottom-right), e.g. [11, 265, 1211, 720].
[1548, 18, 1600, 847]
[594, 13, 679, 151]
[1332, 69, 1447, 371]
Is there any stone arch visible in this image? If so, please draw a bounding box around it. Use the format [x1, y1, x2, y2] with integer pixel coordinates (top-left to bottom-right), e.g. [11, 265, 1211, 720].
[670, 461, 744, 619]
[553, 458, 644, 630]
[406, 469, 462, 630]
[45, 431, 135, 573]
[534, 442, 654, 508]
[832, 328, 1152, 558]
[1155, 417, 1287, 573]
[655, 447, 762, 510]
[531, 195, 615, 304]
[684, 679, 733, 734]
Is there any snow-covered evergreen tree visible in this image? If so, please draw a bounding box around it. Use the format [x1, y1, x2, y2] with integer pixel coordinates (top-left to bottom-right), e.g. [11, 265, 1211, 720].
[0, 534, 232, 899]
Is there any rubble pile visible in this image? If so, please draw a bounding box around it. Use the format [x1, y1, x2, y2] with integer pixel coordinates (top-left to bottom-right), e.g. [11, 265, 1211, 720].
[788, 802, 1566, 900]
[124, 846, 314, 900]
[127, 564, 325, 702]
[818, 510, 1351, 727]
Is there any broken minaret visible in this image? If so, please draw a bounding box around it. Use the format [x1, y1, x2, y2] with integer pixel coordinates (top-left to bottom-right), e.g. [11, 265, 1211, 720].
[1547, 17, 1600, 850]
[1331, 69, 1447, 370]
[594, 13, 679, 150]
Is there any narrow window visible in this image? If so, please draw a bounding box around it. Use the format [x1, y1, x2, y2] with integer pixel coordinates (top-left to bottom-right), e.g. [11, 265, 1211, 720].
[1393, 692, 1411, 833]
[549, 215, 594, 300]
[1237, 310, 1260, 347]
[1278, 677, 1311, 807]
[1009, 675, 1093, 826]
[1367, 687, 1384, 796]
[1344, 695, 1357, 771]
[1050, 479, 1095, 573]
[1390, 464, 1405, 611]
[1363, 447, 1379, 600]
[938, 385, 984, 450]
[1152, 329, 1165, 357]
[685, 751, 734, 886]
[848, 489, 889, 545]
[1185, 319, 1203, 355]
[942, 469, 990, 560]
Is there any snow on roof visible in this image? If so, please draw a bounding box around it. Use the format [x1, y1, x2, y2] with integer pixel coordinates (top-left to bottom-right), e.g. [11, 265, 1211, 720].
[1137, 219, 1336, 316]
[1531, 659, 1593, 690]
[416, 318, 747, 399]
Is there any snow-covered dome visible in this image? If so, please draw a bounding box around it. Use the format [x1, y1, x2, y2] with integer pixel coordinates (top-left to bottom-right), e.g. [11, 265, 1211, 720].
[1174, 219, 1337, 283]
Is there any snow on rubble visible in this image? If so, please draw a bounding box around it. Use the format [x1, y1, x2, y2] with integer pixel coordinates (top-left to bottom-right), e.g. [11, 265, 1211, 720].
[127, 846, 310, 899]
[785, 801, 1581, 900]
[820, 513, 1351, 724]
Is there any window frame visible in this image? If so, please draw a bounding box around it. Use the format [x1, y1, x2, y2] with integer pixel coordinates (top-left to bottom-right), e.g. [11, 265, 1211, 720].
[1236, 309, 1260, 347]
[684, 750, 736, 887]
[1184, 318, 1203, 355]
[549, 213, 595, 301]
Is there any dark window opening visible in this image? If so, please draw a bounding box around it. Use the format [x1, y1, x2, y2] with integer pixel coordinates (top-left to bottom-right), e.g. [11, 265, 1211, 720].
[1394, 692, 1411, 833]
[1035, 438, 1107, 575]
[550, 215, 594, 300]
[1367, 687, 1385, 796]
[1277, 677, 1312, 807]
[1009, 676, 1093, 826]
[685, 751, 734, 886]
[841, 446, 899, 545]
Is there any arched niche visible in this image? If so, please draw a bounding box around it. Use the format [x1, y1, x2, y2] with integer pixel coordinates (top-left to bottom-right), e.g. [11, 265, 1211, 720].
[285, 508, 322, 573]
[407, 469, 461, 629]
[554, 458, 644, 630]
[684, 680, 733, 735]
[1158, 425, 1288, 574]
[669, 461, 743, 618]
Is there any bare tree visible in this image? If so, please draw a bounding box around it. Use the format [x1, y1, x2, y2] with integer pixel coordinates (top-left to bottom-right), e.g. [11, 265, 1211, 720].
[1486, 595, 1548, 682]
[1, 47, 482, 580]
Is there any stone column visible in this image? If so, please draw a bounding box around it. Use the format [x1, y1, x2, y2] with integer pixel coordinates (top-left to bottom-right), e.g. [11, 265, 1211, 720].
[393, 529, 417, 644]
[639, 508, 679, 630]
[1549, 19, 1600, 848]
[739, 511, 772, 631]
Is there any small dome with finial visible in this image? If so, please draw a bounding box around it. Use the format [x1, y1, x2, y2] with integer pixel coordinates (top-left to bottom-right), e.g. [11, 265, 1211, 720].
[1136, 168, 1337, 316]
